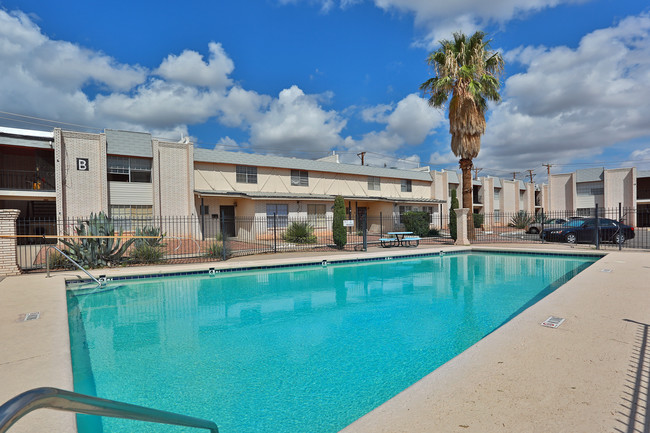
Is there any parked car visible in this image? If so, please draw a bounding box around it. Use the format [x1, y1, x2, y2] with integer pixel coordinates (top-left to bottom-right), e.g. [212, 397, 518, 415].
[526, 218, 567, 234]
[540, 218, 635, 244]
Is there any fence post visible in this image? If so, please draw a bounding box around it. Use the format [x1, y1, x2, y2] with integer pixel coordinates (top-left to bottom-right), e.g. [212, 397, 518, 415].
[219, 211, 226, 261]
[380, 212, 383, 238]
[273, 213, 277, 253]
[0, 209, 21, 276]
[200, 198, 205, 241]
[541, 208, 545, 243]
[455, 208, 470, 246]
[595, 204, 600, 249]
[362, 214, 367, 252]
[618, 202, 622, 251]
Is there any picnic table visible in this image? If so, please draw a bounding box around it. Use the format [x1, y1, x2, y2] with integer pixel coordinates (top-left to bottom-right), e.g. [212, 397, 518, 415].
[380, 231, 420, 247]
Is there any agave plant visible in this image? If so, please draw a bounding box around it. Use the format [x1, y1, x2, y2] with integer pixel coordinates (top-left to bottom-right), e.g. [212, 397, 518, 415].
[283, 222, 317, 244]
[61, 212, 135, 268]
[509, 210, 534, 229]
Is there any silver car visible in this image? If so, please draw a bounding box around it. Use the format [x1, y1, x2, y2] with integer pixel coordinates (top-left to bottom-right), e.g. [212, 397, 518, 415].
[526, 218, 568, 234]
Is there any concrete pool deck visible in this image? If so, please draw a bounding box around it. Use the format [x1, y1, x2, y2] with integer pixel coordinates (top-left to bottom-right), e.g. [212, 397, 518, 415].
[0, 244, 648, 432]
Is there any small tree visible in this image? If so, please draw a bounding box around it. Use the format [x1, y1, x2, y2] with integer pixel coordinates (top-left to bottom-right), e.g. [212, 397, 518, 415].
[473, 212, 484, 229]
[402, 211, 430, 237]
[332, 195, 347, 249]
[449, 189, 459, 241]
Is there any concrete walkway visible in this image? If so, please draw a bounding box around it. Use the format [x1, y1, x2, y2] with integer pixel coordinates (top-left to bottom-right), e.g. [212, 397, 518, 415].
[0, 245, 648, 432]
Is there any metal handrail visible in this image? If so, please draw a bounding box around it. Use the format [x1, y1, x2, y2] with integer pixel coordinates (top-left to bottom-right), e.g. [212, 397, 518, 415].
[45, 245, 102, 287]
[0, 387, 219, 433]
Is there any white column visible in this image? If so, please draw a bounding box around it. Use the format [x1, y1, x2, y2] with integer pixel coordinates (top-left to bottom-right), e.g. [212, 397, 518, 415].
[455, 208, 470, 246]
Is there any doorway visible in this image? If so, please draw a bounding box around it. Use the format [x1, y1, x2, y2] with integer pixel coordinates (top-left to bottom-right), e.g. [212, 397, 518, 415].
[220, 205, 235, 238]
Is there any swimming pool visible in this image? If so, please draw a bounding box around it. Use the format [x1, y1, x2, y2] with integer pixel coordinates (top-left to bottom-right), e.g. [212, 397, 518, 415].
[67, 251, 598, 432]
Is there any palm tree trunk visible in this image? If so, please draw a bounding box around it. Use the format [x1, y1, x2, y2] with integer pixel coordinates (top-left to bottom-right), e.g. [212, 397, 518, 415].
[460, 158, 475, 240]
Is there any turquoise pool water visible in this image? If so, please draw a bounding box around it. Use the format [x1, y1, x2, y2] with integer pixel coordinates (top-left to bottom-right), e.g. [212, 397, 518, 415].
[67, 252, 598, 433]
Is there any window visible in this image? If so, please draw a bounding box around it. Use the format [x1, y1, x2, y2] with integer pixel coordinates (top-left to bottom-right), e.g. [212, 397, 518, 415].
[519, 190, 525, 208]
[107, 156, 152, 183]
[266, 204, 288, 228]
[291, 170, 308, 186]
[399, 205, 412, 223]
[110, 205, 153, 231]
[423, 206, 434, 223]
[577, 182, 604, 196]
[307, 204, 326, 216]
[236, 165, 257, 184]
[401, 179, 412, 192]
[494, 209, 500, 222]
[494, 188, 501, 202]
[368, 176, 381, 191]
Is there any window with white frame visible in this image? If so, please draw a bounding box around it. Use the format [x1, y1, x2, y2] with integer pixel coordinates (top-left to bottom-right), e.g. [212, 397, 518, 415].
[494, 209, 500, 222]
[368, 176, 381, 191]
[399, 205, 412, 223]
[494, 187, 501, 202]
[401, 179, 412, 192]
[236, 165, 257, 184]
[291, 170, 308, 186]
[577, 182, 604, 196]
[107, 156, 152, 182]
[307, 204, 326, 226]
[266, 204, 288, 228]
[110, 205, 153, 231]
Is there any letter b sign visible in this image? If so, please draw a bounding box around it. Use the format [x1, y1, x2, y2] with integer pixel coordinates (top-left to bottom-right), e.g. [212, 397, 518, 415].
[77, 158, 89, 171]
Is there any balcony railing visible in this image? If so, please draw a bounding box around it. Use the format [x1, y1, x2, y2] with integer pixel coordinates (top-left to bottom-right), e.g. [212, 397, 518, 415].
[0, 170, 55, 191]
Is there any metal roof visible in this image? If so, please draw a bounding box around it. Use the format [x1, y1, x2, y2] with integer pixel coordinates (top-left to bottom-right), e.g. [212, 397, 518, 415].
[446, 171, 459, 183]
[575, 167, 604, 183]
[194, 148, 433, 181]
[195, 190, 444, 203]
[105, 129, 153, 158]
[637, 170, 650, 179]
[0, 127, 53, 149]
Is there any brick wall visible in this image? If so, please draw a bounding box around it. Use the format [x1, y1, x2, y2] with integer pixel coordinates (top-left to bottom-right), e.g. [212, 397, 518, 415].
[0, 209, 20, 276]
[153, 140, 194, 217]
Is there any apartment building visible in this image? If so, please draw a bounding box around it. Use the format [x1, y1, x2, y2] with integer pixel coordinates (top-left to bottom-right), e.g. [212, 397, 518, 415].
[549, 166, 649, 225]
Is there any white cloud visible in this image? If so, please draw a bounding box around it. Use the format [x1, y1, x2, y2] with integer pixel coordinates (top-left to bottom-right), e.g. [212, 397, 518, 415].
[249, 85, 347, 152]
[478, 13, 650, 173]
[156, 42, 234, 90]
[386, 93, 443, 144]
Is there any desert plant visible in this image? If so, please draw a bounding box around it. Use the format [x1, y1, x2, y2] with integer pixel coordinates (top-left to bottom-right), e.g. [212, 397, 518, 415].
[473, 212, 484, 228]
[204, 241, 227, 259]
[283, 222, 317, 244]
[510, 210, 534, 229]
[402, 211, 430, 237]
[47, 249, 72, 269]
[61, 212, 135, 268]
[332, 195, 347, 249]
[130, 244, 165, 264]
[134, 226, 165, 248]
[449, 189, 459, 241]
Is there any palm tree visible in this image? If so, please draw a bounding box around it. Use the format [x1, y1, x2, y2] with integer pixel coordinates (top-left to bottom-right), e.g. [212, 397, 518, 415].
[420, 31, 504, 239]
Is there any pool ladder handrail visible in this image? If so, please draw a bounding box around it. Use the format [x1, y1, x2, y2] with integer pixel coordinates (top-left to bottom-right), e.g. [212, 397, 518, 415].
[0, 387, 219, 433]
[45, 245, 102, 287]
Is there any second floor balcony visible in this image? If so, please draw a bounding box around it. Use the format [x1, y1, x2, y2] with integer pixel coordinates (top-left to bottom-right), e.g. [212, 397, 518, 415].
[0, 169, 56, 192]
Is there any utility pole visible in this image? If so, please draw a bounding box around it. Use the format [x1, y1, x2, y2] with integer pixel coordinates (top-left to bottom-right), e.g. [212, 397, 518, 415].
[512, 172, 519, 181]
[542, 163, 553, 178]
[473, 167, 482, 180]
[357, 152, 366, 166]
[526, 169, 535, 183]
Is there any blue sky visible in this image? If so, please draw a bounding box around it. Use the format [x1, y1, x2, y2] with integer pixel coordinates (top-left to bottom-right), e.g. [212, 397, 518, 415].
[1, 0, 649, 181]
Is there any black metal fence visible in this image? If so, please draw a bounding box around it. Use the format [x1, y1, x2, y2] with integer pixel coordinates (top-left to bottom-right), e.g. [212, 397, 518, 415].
[12, 206, 649, 271]
[0, 169, 56, 191]
[14, 214, 454, 271]
[471, 206, 650, 250]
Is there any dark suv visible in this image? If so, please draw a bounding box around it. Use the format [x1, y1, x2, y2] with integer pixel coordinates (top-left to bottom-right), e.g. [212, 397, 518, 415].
[540, 218, 635, 244]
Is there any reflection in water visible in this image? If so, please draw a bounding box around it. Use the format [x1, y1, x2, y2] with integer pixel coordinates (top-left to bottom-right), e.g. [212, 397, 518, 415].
[68, 252, 597, 433]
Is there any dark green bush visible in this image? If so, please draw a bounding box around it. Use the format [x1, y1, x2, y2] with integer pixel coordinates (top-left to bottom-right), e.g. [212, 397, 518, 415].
[473, 212, 484, 228]
[283, 222, 317, 244]
[449, 189, 459, 241]
[427, 227, 440, 237]
[332, 195, 347, 249]
[402, 211, 430, 237]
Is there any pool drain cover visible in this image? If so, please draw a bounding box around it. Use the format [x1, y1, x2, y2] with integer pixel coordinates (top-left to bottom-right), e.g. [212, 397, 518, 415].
[541, 316, 565, 328]
[23, 312, 40, 321]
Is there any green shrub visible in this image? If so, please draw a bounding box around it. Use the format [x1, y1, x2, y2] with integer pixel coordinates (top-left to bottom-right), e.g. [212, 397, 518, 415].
[402, 211, 430, 237]
[473, 212, 484, 228]
[204, 241, 228, 259]
[61, 212, 135, 268]
[427, 227, 440, 237]
[332, 195, 347, 249]
[283, 222, 317, 244]
[134, 226, 165, 248]
[47, 249, 72, 269]
[130, 244, 165, 264]
[449, 189, 459, 241]
[510, 210, 534, 229]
